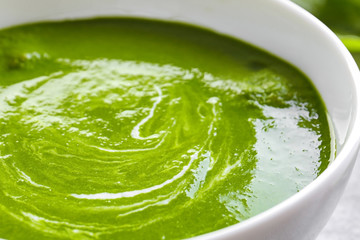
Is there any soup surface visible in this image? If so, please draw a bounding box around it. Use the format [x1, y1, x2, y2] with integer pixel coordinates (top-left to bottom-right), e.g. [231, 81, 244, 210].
[0, 18, 333, 240]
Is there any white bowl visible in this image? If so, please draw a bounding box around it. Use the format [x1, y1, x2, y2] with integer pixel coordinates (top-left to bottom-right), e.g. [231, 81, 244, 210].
[1, 0, 359, 239]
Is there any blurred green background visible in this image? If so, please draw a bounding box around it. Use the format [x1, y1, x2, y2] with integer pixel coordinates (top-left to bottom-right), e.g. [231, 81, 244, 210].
[292, 0, 360, 67]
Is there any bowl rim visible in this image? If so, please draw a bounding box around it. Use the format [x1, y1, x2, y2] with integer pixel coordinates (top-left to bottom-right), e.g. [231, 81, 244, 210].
[190, 0, 360, 239]
[0, 0, 359, 239]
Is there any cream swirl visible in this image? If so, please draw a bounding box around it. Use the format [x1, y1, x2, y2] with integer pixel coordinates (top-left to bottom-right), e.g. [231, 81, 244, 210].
[0, 58, 332, 240]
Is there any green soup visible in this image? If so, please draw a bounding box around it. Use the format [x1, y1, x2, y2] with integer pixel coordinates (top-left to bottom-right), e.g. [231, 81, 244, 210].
[0, 18, 333, 240]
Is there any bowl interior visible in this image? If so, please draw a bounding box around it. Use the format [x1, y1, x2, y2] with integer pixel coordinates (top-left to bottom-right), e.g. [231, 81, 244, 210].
[0, 0, 358, 151]
[0, 0, 359, 239]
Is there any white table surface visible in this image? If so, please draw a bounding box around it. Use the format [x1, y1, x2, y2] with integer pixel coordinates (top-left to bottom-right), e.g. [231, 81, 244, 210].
[317, 154, 360, 240]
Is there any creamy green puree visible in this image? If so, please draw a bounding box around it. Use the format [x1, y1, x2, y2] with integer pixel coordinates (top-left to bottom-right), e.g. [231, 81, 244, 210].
[0, 18, 333, 240]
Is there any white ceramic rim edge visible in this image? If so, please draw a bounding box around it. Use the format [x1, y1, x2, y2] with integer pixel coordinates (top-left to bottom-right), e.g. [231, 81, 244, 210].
[0, 0, 359, 239]
[190, 0, 360, 239]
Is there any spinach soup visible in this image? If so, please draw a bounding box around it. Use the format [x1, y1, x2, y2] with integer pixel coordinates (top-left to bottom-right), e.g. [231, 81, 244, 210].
[0, 18, 333, 240]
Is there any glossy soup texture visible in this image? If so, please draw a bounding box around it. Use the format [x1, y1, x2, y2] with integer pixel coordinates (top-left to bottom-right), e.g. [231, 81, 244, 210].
[0, 19, 333, 240]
